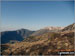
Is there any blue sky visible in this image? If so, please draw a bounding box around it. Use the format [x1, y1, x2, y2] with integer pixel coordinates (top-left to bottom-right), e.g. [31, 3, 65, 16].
[1, 1, 74, 31]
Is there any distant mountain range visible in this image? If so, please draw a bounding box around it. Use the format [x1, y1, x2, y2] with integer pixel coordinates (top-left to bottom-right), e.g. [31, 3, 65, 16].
[1, 23, 74, 44]
[44, 26, 64, 30]
[31, 26, 64, 36]
[1, 29, 34, 44]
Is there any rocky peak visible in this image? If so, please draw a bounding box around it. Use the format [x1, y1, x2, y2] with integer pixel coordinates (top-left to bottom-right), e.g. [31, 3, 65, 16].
[44, 26, 64, 31]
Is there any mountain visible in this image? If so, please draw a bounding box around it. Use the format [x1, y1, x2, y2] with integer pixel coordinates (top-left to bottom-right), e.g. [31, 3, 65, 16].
[1, 24, 74, 55]
[31, 26, 64, 36]
[1, 23, 74, 44]
[44, 26, 64, 31]
[1, 26, 63, 44]
[1, 31, 74, 55]
[31, 29, 50, 36]
[25, 23, 74, 42]
[62, 23, 75, 32]
[1, 29, 35, 44]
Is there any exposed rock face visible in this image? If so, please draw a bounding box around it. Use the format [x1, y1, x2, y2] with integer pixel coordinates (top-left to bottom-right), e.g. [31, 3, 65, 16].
[44, 26, 64, 31]
[62, 23, 75, 32]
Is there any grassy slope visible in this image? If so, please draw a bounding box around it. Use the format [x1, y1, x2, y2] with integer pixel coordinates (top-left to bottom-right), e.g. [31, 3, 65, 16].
[1, 31, 74, 55]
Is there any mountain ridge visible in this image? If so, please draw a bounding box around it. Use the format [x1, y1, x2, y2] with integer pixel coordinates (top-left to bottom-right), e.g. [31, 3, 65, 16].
[1, 23, 74, 55]
[1, 29, 35, 44]
[1, 23, 74, 44]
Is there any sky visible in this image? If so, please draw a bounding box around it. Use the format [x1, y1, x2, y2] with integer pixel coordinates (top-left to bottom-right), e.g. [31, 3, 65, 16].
[1, 1, 74, 31]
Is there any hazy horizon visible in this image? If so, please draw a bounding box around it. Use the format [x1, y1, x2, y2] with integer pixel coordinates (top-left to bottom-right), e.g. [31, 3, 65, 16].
[1, 1, 74, 31]
[1, 23, 74, 32]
